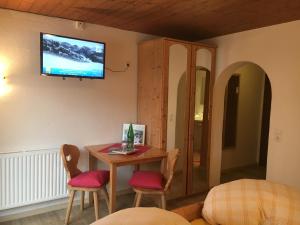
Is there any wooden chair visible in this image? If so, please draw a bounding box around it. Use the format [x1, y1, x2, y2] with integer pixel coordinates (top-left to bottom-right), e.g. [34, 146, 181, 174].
[129, 149, 180, 209]
[60, 144, 109, 224]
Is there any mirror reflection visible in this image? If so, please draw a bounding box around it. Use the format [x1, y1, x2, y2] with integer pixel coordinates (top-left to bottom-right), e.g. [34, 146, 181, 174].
[167, 44, 188, 198]
[192, 48, 211, 193]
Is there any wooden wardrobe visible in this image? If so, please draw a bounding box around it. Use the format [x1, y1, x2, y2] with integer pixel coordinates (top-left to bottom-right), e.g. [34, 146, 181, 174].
[137, 38, 216, 197]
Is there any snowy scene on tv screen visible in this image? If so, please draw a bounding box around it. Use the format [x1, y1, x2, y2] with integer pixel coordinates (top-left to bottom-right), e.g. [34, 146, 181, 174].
[42, 34, 104, 78]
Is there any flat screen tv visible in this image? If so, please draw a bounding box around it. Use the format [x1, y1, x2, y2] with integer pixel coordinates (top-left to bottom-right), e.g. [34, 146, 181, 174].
[40, 33, 105, 79]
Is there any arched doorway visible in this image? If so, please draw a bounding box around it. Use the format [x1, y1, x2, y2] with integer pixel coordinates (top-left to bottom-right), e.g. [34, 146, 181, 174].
[209, 61, 272, 187]
[220, 62, 272, 183]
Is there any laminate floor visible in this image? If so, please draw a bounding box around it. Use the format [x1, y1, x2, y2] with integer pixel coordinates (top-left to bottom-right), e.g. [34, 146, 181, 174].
[221, 164, 266, 184]
[1, 192, 206, 225]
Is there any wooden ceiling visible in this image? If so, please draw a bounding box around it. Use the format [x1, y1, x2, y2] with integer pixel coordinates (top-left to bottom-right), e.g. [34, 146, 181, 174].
[1, 0, 300, 40]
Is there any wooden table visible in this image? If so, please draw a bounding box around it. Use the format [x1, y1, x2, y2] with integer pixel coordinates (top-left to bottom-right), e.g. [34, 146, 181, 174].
[85, 144, 167, 214]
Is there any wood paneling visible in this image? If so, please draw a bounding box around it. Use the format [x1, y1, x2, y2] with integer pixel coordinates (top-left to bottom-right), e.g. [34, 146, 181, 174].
[1, 0, 300, 40]
[137, 39, 164, 148]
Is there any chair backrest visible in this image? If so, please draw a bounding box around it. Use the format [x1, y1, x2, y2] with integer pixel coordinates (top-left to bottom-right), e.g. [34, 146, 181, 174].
[163, 149, 180, 192]
[60, 144, 82, 179]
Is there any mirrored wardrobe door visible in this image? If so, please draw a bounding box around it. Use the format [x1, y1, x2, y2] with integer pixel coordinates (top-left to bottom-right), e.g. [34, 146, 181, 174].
[165, 41, 191, 199]
[188, 46, 213, 194]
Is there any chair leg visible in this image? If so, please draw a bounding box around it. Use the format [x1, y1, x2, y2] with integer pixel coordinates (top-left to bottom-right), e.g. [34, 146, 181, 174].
[80, 191, 85, 212]
[161, 194, 166, 209]
[133, 192, 138, 206]
[135, 192, 142, 207]
[157, 197, 162, 208]
[65, 190, 76, 225]
[102, 186, 109, 209]
[93, 191, 99, 220]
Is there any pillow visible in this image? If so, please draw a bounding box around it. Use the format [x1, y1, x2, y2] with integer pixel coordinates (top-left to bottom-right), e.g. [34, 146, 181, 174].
[202, 179, 300, 225]
[90, 207, 190, 225]
[129, 171, 164, 190]
[68, 170, 109, 188]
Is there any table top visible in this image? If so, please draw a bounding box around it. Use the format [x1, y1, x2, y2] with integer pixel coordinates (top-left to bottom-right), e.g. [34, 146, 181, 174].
[85, 144, 167, 166]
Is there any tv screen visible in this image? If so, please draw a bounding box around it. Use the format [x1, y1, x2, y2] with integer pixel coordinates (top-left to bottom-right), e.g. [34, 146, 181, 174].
[40, 33, 105, 79]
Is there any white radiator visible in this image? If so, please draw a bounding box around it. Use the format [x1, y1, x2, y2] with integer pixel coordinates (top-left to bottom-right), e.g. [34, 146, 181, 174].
[0, 149, 68, 210]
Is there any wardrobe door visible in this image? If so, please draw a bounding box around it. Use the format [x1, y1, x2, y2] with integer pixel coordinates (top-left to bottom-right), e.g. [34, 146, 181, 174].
[165, 40, 191, 199]
[188, 46, 215, 194]
[138, 39, 165, 149]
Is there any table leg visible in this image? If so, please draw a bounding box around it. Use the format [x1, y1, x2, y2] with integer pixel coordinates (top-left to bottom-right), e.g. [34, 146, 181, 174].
[134, 164, 140, 172]
[89, 153, 96, 206]
[109, 164, 117, 214]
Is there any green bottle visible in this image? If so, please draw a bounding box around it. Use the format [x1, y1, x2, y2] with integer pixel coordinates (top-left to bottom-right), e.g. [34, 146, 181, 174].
[127, 123, 134, 150]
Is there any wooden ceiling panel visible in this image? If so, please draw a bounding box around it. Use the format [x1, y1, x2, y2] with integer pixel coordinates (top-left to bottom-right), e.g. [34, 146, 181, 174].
[1, 0, 300, 40]
[6, 0, 22, 9]
[0, 0, 8, 8]
[18, 0, 35, 11]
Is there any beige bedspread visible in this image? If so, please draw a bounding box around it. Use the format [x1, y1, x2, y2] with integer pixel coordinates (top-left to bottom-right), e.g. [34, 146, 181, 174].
[90, 207, 190, 225]
[202, 179, 300, 225]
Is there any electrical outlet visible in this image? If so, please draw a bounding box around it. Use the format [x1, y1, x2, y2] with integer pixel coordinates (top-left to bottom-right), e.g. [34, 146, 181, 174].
[274, 129, 282, 142]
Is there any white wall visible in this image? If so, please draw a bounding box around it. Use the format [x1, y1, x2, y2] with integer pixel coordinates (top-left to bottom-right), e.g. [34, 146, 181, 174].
[221, 64, 265, 170]
[0, 9, 153, 191]
[205, 20, 300, 190]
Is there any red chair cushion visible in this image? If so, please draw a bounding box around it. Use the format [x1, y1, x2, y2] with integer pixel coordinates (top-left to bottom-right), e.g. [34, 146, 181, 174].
[129, 171, 164, 190]
[68, 170, 109, 188]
